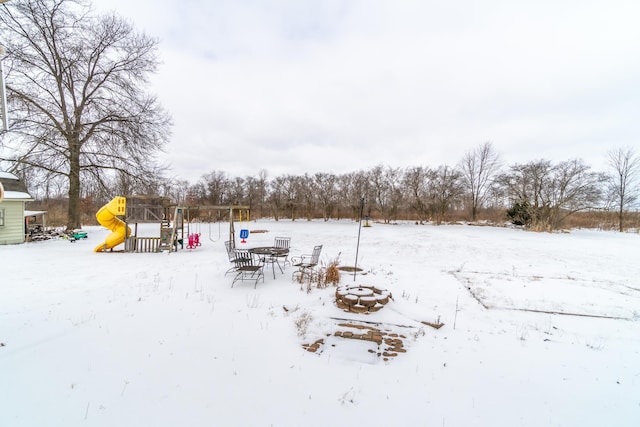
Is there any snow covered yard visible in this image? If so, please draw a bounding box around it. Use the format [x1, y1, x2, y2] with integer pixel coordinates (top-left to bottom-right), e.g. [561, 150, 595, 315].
[1, 220, 639, 426]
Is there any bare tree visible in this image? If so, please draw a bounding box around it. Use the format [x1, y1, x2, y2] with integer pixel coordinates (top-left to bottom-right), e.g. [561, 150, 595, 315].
[255, 169, 268, 218]
[338, 171, 370, 220]
[313, 172, 337, 221]
[368, 165, 389, 221]
[385, 166, 404, 222]
[200, 171, 230, 205]
[500, 159, 604, 231]
[228, 176, 247, 205]
[280, 174, 301, 220]
[368, 165, 403, 223]
[242, 175, 263, 216]
[293, 174, 312, 220]
[607, 147, 640, 232]
[545, 159, 604, 227]
[459, 141, 501, 221]
[403, 166, 431, 223]
[425, 165, 464, 224]
[161, 178, 190, 206]
[0, 0, 171, 229]
[267, 175, 286, 220]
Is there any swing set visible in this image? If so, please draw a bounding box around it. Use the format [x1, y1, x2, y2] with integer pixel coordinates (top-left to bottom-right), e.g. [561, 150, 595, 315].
[185, 205, 251, 248]
[185, 209, 202, 249]
[238, 209, 250, 243]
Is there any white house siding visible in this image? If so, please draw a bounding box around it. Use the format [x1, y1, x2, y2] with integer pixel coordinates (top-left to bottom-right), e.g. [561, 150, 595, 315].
[0, 172, 33, 244]
[0, 200, 26, 244]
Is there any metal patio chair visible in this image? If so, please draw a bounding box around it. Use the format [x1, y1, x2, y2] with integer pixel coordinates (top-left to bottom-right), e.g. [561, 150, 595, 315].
[273, 236, 291, 268]
[224, 240, 238, 275]
[231, 249, 264, 288]
[291, 245, 322, 281]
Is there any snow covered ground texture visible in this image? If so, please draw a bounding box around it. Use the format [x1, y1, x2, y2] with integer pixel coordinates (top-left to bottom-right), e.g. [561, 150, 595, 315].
[1, 219, 639, 427]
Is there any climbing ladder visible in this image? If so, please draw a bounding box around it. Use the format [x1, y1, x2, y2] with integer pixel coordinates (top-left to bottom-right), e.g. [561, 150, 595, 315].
[158, 206, 186, 253]
[159, 218, 174, 252]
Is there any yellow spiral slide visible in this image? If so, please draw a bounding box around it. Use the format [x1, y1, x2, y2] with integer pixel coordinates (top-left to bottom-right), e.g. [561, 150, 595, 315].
[94, 196, 131, 252]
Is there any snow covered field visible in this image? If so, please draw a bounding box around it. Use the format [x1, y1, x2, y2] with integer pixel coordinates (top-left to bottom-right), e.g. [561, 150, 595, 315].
[1, 220, 639, 426]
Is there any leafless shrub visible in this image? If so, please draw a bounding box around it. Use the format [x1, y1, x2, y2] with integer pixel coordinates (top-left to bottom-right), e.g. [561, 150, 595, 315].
[297, 257, 341, 293]
[324, 258, 341, 285]
[294, 310, 313, 338]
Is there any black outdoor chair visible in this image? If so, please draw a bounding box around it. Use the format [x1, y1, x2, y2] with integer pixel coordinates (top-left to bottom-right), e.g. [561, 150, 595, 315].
[291, 245, 322, 281]
[224, 240, 238, 275]
[231, 249, 264, 288]
[273, 236, 291, 268]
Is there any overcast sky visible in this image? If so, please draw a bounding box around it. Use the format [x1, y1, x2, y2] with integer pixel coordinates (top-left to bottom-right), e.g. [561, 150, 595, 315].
[95, 0, 640, 183]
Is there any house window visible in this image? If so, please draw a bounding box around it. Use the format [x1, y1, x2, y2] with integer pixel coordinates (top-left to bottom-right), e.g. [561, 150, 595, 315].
[0, 208, 4, 227]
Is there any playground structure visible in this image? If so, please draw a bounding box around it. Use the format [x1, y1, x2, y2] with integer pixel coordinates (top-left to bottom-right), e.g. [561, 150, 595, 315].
[94, 196, 130, 251]
[94, 195, 250, 253]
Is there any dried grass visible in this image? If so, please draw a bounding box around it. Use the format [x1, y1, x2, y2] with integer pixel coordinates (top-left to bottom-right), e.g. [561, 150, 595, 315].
[296, 257, 341, 293]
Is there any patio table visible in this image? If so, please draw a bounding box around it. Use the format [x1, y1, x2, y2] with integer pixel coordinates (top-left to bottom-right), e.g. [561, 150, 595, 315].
[249, 246, 289, 279]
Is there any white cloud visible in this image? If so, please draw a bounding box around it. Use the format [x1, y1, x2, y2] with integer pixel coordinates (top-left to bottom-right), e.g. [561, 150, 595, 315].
[97, 0, 640, 181]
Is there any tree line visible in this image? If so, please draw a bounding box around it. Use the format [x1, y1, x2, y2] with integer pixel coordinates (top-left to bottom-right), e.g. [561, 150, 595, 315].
[176, 144, 639, 232]
[33, 142, 634, 233]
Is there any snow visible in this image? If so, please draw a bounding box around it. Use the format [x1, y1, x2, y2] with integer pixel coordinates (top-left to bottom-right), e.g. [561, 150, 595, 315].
[2, 191, 34, 201]
[1, 220, 639, 427]
[0, 171, 19, 180]
[24, 210, 47, 216]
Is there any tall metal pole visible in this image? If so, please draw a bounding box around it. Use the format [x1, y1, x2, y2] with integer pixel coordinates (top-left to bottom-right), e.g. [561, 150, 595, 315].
[229, 207, 235, 246]
[0, 46, 8, 132]
[353, 197, 364, 282]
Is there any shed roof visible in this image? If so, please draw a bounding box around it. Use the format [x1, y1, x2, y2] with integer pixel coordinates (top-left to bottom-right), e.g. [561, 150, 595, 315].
[0, 171, 18, 179]
[0, 171, 33, 201]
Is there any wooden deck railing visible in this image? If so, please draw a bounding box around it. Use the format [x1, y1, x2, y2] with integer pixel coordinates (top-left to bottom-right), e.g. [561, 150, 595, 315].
[125, 237, 161, 253]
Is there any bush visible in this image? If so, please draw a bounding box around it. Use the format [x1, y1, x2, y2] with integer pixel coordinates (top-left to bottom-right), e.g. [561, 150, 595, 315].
[506, 201, 531, 226]
[296, 256, 341, 293]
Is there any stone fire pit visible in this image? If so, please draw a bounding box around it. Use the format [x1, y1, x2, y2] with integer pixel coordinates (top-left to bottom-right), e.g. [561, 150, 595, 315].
[335, 284, 392, 313]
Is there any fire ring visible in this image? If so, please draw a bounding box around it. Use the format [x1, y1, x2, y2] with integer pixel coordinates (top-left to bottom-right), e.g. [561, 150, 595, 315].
[335, 285, 392, 313]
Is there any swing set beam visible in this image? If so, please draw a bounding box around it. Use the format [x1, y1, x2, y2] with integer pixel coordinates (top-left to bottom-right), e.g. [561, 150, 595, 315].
[181, 205, 250, 246]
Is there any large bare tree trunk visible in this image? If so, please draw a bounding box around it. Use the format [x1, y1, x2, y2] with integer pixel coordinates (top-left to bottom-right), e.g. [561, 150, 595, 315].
[68, 140, 81, 229]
